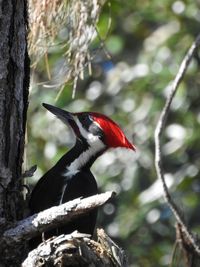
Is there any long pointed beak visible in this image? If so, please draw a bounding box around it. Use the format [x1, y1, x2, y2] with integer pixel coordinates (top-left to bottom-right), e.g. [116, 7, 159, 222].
[43, 103, 74, 124]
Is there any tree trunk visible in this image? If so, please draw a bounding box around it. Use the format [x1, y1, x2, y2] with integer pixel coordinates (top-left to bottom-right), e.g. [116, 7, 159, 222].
[0, 0, 29, 265]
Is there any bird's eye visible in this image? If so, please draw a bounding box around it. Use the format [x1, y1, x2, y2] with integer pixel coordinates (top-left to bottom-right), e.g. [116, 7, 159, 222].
[79, 114, 92, 129]
[81, 116, 86, 122]
[80, 114, 89, 122]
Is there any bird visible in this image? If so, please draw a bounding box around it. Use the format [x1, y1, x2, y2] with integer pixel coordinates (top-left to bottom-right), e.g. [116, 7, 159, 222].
[29, 103, 135, 246]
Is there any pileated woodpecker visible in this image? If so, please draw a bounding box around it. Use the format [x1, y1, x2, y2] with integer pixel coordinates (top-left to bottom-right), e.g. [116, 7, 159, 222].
[29, 103, 135, 245]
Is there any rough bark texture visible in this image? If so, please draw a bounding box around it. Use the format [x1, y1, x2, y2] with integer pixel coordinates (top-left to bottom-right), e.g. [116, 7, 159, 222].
[0, 0, 29, 266]
[22, 229, 128, 267]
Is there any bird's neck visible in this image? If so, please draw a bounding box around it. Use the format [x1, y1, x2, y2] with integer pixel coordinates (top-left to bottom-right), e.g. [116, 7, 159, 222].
[58, 139, 106, 176]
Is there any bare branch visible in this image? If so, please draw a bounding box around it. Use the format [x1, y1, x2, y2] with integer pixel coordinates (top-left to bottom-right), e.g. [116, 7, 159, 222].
[22, 229, 127, 267]
[2, 191, 115, 244]
[154, 34, 200, 255]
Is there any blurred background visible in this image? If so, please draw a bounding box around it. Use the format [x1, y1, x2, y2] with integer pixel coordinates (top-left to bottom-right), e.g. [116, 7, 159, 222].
[27, 0, 200, 266]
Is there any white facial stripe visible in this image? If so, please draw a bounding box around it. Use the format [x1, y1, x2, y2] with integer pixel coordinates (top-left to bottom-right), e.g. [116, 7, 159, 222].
[63, 118, 106, 178]
[64, 139, 105, 177]
[93, 120, 102, 129]
[76, 118, 100, 144]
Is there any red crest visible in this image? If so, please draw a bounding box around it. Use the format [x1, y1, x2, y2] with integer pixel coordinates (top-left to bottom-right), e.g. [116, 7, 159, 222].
[90, 112, 136, 151]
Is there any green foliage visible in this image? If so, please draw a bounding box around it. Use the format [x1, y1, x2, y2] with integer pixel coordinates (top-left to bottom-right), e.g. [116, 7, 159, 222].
[28, 0, 200, 266]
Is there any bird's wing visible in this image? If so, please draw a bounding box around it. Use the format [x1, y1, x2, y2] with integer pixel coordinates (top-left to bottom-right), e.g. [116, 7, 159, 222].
[29, 169, 67, 214]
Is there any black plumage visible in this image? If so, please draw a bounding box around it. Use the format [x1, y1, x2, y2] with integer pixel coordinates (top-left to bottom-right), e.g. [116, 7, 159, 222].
[29, 103, 135, 248]
[29, 140, 99, 239]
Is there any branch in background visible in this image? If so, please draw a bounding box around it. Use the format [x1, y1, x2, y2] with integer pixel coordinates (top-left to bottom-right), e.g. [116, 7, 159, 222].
[2, 191, 115, 244]
[154, 34, 200, 255]
[22, 229, 128, 267]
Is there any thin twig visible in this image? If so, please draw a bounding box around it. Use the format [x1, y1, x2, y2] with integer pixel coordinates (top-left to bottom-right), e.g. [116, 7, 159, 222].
[154, 34, 200, 255]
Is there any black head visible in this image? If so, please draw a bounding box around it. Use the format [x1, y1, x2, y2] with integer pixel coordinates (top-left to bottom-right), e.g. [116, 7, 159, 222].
[43, 103, 135, 151]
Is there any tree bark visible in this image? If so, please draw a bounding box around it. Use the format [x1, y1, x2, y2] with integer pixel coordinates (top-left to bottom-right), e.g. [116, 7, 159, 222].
[22, 229, 128, 267]
[0, 0, 29, 265]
